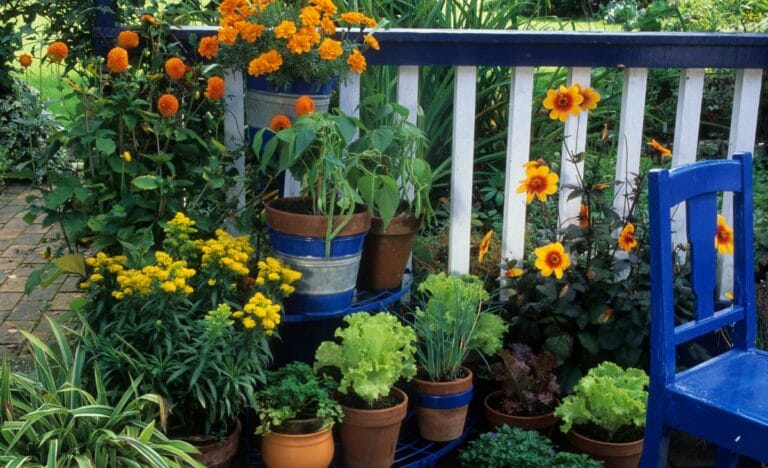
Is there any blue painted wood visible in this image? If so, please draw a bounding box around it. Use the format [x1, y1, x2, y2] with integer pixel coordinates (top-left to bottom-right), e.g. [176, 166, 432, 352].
[643, 153, 768, 467]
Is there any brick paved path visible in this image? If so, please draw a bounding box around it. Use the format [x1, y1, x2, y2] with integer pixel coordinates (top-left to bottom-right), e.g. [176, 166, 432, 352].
[0, 183, 80, 361]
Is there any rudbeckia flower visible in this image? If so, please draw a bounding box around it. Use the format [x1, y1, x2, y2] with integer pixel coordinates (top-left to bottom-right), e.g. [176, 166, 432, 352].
[578, 204, 590, 228]
[504, 268, 524, 278]
[542, 84, 583, 122]
[477, 230, 494, 263]
[577, 84, 601, 110]
[516, 164, 559, 204]
[534, 242, 571, 279]
[715, 214, 734, 255]
[618, 223, 638, 252]
[648, 139, 672, 158]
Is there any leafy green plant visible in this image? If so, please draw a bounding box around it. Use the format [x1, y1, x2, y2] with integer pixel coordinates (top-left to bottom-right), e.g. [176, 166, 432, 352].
[489, 343, 561, 416]
[0, 317, 203, 467]
[253, 362, 343, 435]
[459, 424, 602, 468]
[314, 312, 417, 408]
[412, 273, 507, 381]
[555, 361, 648, 443]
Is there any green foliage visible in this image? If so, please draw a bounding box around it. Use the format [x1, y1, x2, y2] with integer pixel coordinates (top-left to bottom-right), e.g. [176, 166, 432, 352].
[0, 317, 203, 467]
[555, 361, 648, 442]
[678, 0, 768, 32]
[412, 273, 506, 381]
[490, 343, 561, 416]
[253, 362, 343, 435]
[459, 424, 602, 468]
[314, 312, 417, 407]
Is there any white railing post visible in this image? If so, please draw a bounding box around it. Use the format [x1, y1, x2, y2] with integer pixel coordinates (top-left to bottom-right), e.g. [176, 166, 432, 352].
[223, 68, 246, 212]
[448, 66, 477, 275]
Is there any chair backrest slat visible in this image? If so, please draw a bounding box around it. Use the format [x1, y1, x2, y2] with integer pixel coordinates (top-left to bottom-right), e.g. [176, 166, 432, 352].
[685, 192, 718, 321]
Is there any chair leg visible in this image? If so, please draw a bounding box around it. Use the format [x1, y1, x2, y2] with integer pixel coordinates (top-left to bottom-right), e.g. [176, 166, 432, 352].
[641, 423, 670, 468]
[715, 447, 739, 468]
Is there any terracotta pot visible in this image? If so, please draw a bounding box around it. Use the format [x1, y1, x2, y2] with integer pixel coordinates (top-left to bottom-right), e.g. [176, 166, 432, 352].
[357, 213, 421, 291]
[412, 367, 474, 442]
[265, 197, 371, 238]
[483, 390, 557, 433]
[339, 387, 408, 468]
[194, 419, 241, 468]
[261, 426, 334, 468]
[567, 430, 644, 468]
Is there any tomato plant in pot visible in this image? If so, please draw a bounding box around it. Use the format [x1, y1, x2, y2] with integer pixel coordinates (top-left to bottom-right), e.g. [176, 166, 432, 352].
[351, 94, 435, 291]
[254, 362, 343, 468]
[314, 312, 417, 468]
[410, 273, 508, 442]
[485, 343, 561, 433]
[255, 108, 372, 315]
[554, 361, 649, 468]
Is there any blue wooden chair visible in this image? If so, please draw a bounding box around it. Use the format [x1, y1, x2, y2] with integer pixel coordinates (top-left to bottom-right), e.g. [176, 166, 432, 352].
[643, 152, 768, 467]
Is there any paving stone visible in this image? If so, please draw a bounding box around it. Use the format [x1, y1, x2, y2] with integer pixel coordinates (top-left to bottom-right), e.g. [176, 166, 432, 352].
[28, 285, 59, 301]
[8, 300, 47, 321]
[50, 293, 81, 312]
[0, 292, 23, 311]
[0, 257, 23, 271]
[0, 275, 27, 293]
[60, 275, 83, 292]
[0, 228, 24, 240]
[0, 321, 36, 345]
[1, 244, 35, 257]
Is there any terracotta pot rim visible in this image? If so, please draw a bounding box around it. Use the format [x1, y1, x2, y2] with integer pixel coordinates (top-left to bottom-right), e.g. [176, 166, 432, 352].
[340, 387, 408, 413]
[266, 196, 371, 238]
[266, 426, 333, 438]
[483, 390, 557, 419]
[569, 428, 645, 447]
[193, 418, 242, 450]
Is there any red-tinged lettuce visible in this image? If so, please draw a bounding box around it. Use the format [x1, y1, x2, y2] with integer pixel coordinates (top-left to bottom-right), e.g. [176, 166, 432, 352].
[490, 343, 560, 416]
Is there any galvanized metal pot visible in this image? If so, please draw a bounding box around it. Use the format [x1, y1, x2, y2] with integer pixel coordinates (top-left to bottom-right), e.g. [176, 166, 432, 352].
[246, 76, 333, 134]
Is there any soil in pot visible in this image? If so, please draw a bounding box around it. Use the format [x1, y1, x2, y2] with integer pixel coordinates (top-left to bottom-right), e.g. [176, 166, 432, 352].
[412, 367, 474, 442]
[265, 197, 371, 238]
[483, 390, 557, 433]
[261, 419, 334, 468]
[192, 419, 242, 468]
[338, 387, 408, 468]
[357, 213, 421, 291]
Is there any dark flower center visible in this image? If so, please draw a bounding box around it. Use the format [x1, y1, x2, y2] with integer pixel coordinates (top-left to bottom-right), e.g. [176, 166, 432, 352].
[549, 254, 560, 265]
[558, 96, 570, 107]
[531, 177, 543, 188]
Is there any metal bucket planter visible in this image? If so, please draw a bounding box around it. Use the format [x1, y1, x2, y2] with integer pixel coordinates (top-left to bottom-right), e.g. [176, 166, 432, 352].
[265, 197, 371, 316]
[246, 76, 334, 135]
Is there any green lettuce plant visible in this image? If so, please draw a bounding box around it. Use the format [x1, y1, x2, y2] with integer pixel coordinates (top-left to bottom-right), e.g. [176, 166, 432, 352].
[555, 361, 649, 443]
[314, 312, 417, 408]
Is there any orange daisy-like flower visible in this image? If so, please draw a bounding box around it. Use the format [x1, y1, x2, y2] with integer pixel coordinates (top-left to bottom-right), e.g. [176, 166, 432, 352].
[165, 57, 187, 80]
[46, 41, 68, 63]
[339, 12, 377, 27]
[117, 30, 139, 49]
[274, 20, 297, 39]
[141, 14, 158, 27]
[578, 203, 590, 228]
[106, 47, 129, 74]
[205, 76, 225, 100]
[157, 94, 180, 117]
[18, 53, 32, 68]
[534, 242, 571, 279]
[577, 84, 601, 110]
[364, 34, 380, 51]
[317, 38, 343, 60]
[295, 96, 316, 116]
[348, 49, 366, 74]
[270, 114, 292, 132]
[477, 230, 494, 264]
[542, 84, 584, 122]
[198, 36, 219, 59]
[618, 223, 638, 252]
[247, 50, 283, 77]
[504, 268, 524, 278]
[516, 164, 559, 204]
[523, 159, 543, 170]
[648, 139, 672, 158]
[715, 214, 734, 255]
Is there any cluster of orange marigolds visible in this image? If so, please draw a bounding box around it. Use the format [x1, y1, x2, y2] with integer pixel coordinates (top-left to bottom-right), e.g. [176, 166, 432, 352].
[476, 83, 735, 281]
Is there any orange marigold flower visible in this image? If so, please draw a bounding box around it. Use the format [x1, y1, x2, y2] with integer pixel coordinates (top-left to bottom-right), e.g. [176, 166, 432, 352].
[542, 84, 584, 122]
[288, 32, 313, 54]
[18, 53, 32, 68]
[270, 114, 292, 132]
[618, 223, 638, 252]
[317, 38, 343, 60]
[247, 50, 283, 77]
[477, 230, 494, 264]
[46, 41, 68, 63]
[578, 203, 590, 228]
[534, 242, 571, 279]
[715, 214, 734, 255]
[320, 16, 336, 34]
[300, 6, 321, 28]
[648, 139, 672, 158]
[295, 96, 316, 116]
[504, 268, 524, 278]
[157, 94, 180, 117]
[205, 76, 225, 100]
[106, 47, 129, 74]
[219, 0, 247, 17]
[347, 49, 366, 74]
[198, 36, 219, 59]
[310, 0, 338, 15]
[165, 57, 186, 80]
[141, 14, 158, 27]
[576, 84, 601, 110]
[516, 164, 559, 204]
[274, 20, 297, 39]
[117, 30, 139, 49]
[218, 26, 238, 45]
[240, 22, 265, 43]
[364, 34, 380, 51]
[339, 12, 376, 27]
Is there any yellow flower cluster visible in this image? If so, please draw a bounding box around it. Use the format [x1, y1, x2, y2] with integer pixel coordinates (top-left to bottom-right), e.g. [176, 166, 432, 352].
[232, 292, 282, 335]
[198, 229, 253, 276]
[163, 212, 199, 258]
[80, 252, 128, 289]
[112, 251, 196, 300]
[256, 256, 302, 296]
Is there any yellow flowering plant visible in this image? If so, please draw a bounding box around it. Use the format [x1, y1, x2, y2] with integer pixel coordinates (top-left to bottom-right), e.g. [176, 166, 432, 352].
[79, 212, 301, 438]
[215, 0, 381, 89]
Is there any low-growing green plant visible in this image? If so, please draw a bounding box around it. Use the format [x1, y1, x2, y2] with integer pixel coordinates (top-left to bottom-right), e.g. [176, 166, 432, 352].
[555, 361, 648, 443]
[0, 317, 202, 467]
[412, 272, 507, 381]
[314, 312, 417, 408]
[253, 362, 343, 435]
[459, 424, 602, 468]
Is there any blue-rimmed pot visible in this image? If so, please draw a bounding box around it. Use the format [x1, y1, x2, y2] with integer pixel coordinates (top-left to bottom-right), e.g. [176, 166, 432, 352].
[412, 366, 474, 442]
[265, 197, 370, 316]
